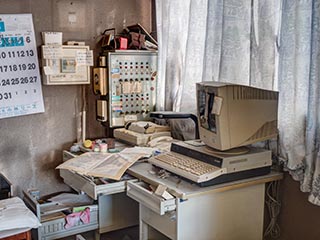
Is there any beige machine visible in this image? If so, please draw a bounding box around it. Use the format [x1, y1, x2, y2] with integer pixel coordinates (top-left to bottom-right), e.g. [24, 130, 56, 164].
[148, 82, 279, 186]
[113, 121, 171, 146]
[197, 82, 278, 151]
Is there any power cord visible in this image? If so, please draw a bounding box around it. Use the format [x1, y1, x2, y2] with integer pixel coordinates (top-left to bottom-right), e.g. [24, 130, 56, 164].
[264, 180, 281, 239]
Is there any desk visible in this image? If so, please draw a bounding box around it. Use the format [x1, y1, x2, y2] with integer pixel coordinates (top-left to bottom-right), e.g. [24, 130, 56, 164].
[1, 230, 31, 240]
[127, 162, 283, 240]
[59, 150, 139, 240]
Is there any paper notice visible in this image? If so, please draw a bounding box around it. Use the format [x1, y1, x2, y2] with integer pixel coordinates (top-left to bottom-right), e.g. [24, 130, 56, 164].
[76, 50, 93, 66]
[212, 96, 223, 115]
[42, 45, 63, 59]
[42, 32, 63, 45]
[43, 66, 60, 75]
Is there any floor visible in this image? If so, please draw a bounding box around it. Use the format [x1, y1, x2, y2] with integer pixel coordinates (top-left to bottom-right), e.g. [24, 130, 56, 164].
[61, 226, 139, 240]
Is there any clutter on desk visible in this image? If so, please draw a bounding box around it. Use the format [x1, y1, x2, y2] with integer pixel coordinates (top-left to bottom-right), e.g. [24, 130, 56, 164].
[81, 138, 115, 152]
[70, 138, 128, 154]
[57, 147, 154, 180]
[154, 184, 174, 200]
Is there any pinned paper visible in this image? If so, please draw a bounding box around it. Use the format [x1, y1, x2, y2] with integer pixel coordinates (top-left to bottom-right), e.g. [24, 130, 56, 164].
[43, 66, 59, 75]
[76, 50, 93, 66]
[42, 32, 62, 45]
[42, 45, 63, 59]
[212, 96, 223, 115]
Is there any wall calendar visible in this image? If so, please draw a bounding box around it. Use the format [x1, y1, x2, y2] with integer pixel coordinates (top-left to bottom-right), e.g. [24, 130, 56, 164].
[0, 14, 44, 119]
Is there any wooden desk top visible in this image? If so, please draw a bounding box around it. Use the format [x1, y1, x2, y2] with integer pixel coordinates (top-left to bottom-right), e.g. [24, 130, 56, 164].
[128, 162, 283, 200]
[1, 230, 31, 240]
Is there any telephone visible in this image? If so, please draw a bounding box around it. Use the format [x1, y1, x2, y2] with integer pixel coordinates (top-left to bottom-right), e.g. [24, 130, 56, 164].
[148, 136, 173, 148]
[113, 121, 171, 147]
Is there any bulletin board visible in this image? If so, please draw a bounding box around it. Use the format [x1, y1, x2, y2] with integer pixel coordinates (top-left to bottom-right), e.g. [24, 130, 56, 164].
[0, 14, 45, 119]
[42, 45, 92, 85]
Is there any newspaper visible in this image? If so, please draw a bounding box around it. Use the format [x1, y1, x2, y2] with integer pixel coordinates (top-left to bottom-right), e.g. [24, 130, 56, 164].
[56, 147, 154, 180]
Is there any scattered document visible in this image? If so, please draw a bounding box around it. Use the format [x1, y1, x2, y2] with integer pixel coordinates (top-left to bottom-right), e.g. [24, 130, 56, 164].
[56, 147, 154, 180]
[48, 193, 93, 207]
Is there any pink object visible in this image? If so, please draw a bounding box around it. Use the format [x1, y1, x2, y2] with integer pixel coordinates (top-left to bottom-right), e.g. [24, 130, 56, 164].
[65, 208, 90, 229]
[80, 207, 90, 223]
[99, 143, 108, 153]
[119, 37, 128, 50]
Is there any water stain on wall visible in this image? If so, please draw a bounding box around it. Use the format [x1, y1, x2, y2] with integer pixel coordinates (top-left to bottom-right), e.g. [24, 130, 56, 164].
[0, 0, 152, 197]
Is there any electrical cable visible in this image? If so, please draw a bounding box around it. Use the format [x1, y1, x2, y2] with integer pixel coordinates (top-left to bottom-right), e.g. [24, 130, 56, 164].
[263, 134, 282, 239]
[264, 180, 281, 239]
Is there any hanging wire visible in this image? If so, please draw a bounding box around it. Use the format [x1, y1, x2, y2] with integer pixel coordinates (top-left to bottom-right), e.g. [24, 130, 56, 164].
[264, 180, 281, 239]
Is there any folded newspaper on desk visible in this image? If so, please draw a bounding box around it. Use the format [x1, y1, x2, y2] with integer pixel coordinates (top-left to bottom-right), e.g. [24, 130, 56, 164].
[56, 147, 154, 180]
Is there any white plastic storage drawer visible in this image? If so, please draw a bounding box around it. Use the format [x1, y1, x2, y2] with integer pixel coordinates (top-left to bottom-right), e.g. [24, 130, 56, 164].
[23, 191, 98, 240]
[60, 169, 137, 200]
[127, 181, 176, 215]
[37, 207, 98, 240]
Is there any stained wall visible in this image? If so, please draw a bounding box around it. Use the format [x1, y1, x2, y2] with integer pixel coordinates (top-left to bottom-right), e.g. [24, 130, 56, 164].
[0, 0, 152, 196]
[2, 2, 320, 240]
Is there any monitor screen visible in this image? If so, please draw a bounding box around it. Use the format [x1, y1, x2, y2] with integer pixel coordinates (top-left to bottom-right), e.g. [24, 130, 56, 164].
[197, 82, 278, 151]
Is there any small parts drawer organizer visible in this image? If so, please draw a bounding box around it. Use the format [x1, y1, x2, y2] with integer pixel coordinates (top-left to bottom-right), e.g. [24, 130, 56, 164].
[23, 191, 98, 240]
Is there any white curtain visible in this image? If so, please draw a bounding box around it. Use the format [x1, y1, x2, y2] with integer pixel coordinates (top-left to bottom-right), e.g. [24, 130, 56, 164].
[156, 0, 320, 205]
[278, 0, 320, 205]
[156, 0, 281, 113]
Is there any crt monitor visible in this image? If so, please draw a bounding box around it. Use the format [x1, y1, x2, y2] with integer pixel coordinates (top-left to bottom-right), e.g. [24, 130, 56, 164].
[197, 81, 278, 151]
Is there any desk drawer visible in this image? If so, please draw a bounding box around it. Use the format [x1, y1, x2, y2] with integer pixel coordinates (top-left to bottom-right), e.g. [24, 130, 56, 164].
[60, 169, 136, 200]
[38, 207, 98, 240]
[127, 181, 176, 215]
[23, 191, 98, 240]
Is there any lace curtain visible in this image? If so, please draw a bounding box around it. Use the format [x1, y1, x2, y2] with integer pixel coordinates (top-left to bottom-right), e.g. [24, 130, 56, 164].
[156, 0, 280, 113]
[278, 0, 320, 205]
[156, 0, 320, 205]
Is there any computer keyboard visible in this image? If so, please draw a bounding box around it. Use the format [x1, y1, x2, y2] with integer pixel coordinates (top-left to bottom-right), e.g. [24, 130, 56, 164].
[148, 152, 227, 183]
